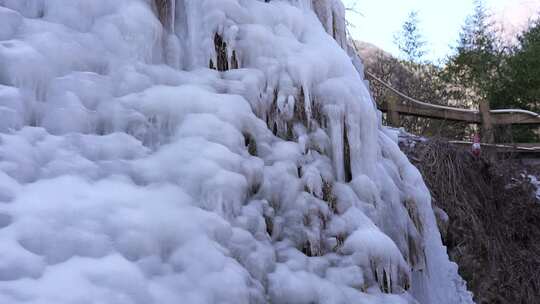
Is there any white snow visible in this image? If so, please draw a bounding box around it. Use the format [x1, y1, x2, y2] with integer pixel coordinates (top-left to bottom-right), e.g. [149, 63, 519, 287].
[527, 175, 540, 202]
[0, 0, 474, 303]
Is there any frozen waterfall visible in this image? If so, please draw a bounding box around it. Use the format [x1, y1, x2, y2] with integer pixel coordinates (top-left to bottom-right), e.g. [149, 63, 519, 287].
[0, 0, 474, 303]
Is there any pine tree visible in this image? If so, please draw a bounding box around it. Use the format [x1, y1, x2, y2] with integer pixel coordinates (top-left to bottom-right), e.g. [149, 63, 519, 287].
[445, 0, 502, 103]
[490, 20, 540, 142]
[393, 11, 427, 63]
[502, 19, 540, 111]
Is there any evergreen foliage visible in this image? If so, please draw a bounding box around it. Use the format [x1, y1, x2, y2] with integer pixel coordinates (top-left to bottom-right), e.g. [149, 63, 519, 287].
[444, 0, 502, 104]
[394, 11, 427, 63]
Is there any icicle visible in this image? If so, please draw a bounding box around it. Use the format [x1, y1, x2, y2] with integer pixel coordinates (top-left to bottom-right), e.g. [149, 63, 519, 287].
[312, 96, 324, 128]
[293, 87, 308, 126]
[303, 85, 312, 127]
[404, 198, 424, 235]
[164, 34, 181, 69]
[170, 0, 176, 33]
[155, 0, 175, 32]
[404, 197, 426, 271]
[325, 104, 345, 182]
[343, 119, 352, 183]
[310, 0, 347, 49]
[230, 50, 239, 69]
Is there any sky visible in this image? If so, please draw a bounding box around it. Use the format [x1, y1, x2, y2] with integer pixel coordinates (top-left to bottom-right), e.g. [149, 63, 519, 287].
[343, 0, 540, 62]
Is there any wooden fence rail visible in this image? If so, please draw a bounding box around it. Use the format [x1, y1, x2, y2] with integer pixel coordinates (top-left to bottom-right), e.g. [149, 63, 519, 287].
[365, 71, 540, 144]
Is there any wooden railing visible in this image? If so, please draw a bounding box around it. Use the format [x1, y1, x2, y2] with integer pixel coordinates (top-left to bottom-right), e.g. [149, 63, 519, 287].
[365, 71, 540, 144]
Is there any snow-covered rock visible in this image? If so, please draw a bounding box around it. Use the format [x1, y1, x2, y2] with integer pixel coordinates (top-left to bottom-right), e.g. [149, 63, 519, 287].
[0, 0, 473, 303]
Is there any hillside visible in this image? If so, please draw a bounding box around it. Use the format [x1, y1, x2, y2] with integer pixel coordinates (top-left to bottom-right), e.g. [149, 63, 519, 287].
[352, 40, 393, 65]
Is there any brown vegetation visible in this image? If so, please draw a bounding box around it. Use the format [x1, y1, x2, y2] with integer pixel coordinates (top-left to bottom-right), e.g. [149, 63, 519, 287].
[402, 139, 540, 304]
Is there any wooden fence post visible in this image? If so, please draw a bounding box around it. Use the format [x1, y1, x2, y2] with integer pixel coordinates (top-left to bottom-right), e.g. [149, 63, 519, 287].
[479, 100, 494, 144]
[387, 94, 401, 128]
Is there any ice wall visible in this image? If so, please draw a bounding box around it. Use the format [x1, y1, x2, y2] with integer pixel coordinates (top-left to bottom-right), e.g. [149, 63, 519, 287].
[0, 0, 474, 303]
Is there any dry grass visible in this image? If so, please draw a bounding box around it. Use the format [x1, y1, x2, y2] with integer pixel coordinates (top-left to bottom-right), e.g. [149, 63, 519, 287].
[403, 139, 540, 304]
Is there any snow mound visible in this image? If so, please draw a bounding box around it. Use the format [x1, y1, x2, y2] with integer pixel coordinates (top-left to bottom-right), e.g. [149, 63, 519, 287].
[0, 0, 473, 303]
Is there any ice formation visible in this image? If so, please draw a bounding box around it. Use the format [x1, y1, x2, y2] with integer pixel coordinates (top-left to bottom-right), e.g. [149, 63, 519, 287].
[0, 0, 474, 303]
